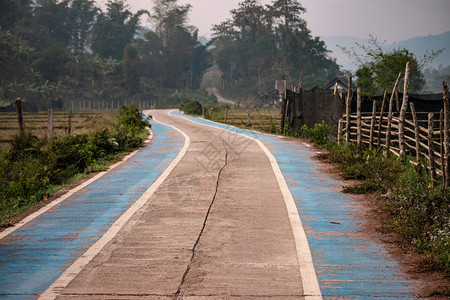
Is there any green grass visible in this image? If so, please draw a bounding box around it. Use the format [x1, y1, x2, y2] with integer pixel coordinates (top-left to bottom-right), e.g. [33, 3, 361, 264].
[301, 124, 449, 275]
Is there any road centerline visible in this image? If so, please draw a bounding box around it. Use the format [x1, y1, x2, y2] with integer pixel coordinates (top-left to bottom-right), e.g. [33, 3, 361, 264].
[171, 111, 322, 299]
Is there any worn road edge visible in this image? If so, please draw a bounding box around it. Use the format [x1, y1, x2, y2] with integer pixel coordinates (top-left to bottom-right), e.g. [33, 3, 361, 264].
[0, 126, 154, 241]
[39, 114, 190, 300]
[172, 112, 322, 299]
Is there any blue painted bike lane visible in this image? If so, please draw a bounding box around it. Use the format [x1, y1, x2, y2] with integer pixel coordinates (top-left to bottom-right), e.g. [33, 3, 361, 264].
[172, 111, 417, 299]
[0, 118, 184, 299]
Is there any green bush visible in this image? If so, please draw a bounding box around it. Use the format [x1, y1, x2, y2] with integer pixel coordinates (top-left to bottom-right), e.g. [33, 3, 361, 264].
[281, 121, 298, 137]
[0, 105, 149, 226]
[297, 120, 449, 273]
[114, 104, 149, 149]
[300, 121, 334, 148]
[180, 99, 203, 115]
[327, 142, 449, 272]
[165, 90, 216, 108]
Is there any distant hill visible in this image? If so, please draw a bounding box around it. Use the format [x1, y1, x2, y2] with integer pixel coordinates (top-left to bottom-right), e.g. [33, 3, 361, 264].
[322, 31, 450, 71]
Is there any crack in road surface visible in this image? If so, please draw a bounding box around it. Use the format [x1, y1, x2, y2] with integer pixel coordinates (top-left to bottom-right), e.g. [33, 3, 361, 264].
[174, 147, 229, 299]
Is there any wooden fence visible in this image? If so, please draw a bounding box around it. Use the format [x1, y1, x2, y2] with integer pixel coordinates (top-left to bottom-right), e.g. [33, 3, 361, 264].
[337, 68, 449, 187]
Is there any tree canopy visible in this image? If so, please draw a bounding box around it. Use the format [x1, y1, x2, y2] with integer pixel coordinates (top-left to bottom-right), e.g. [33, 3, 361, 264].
[1, 0, 343, 108]
[340, 36, 442, 94]
[0, 0, 213, 109]
[211, 0, 340, 99]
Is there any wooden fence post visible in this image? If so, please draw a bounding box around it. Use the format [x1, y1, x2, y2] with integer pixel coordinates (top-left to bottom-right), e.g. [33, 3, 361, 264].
[377, 90, 388, 148]
[15, 97, 24, 135]
[281, 96, 287, 132]
[386, 72, 402, 154]
[410, 102, 421, 172]
[440, 111, 445, 184]
[68, 111, 73, 135]
[48, 106, 53, 140]
[399, 61, 411, 157]
[248, 111, 251, 126]
[337, 118, 343, 145]
[280, 81, 287, 132]
[369, 100, 377, 149]
[345, 76, 352, 143]
[428, 113, 436, 182]
[443, 81, 449, 189]
[224, 107, 228, 123]
[356, 87, 362, 147]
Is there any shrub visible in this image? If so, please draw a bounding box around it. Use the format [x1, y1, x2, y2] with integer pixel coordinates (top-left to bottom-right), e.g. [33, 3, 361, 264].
[300, 121, 334, 148]
[327, 142, 449, 272]
[297, 120, 448, 273]
[180, 99, 203, 115]
[0, 105, 149, 226]
[114, 104, 149, 149]
[281, 121, 298, 137]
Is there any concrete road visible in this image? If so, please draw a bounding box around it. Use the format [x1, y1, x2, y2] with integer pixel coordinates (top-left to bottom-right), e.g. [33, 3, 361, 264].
[0, 109, 417, 299]
[40, 110, 319, 299]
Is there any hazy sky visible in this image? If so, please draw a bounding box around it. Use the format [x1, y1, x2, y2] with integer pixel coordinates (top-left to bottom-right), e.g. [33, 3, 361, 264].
[124, 0, 450, 42]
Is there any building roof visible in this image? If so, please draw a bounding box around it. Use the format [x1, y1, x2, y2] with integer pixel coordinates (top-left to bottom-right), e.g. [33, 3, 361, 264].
[322, 76, 354, 92]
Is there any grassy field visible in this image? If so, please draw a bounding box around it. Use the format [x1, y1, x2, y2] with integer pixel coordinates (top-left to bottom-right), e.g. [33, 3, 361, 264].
[0, 111, 116, 151]
[0, 108, 283, 150]
[207, 108, 282, 133]
[0, 106, 149, 226]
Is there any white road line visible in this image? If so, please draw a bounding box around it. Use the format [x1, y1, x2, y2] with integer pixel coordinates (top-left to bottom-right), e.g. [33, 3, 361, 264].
[173, 112, 322, 299]
[39, 114, 190, 300]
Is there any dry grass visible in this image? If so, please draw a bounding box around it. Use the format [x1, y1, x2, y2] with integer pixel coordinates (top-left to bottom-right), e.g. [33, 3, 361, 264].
[0, 111, 116, 151]
[209, 108, 282, 133]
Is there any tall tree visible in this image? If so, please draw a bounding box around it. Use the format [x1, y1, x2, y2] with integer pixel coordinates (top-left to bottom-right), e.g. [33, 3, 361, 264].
[145, 0, 211, 90]
[33, 0, 72, 49]
[91, 0, 148, 59]
[0, 0, 32, 32]
[340, 36, 440, 94]
[68, 0, 99, 55]
[0, 31, 44, 103]
[212, 0, 339, 97]
[123, 43, 141, 94]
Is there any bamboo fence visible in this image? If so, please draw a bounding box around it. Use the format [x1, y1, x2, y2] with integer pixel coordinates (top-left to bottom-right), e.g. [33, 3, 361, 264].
[338, 76, 450, 188]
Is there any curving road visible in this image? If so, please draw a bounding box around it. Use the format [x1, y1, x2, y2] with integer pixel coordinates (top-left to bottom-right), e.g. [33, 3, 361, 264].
[0, 110, 417, 299]
[206, 88, 235, 104]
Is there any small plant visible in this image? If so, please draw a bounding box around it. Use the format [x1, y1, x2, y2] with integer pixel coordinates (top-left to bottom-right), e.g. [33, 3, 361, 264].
[326, 141, 449, 273]
[300, 121, 334, 148]
[268, 120, 276, 133]
[281, 121, 298, 137]
[179, 99, 203, 115]
[294, 119, 449, 273]
[0, 105, 150, 227]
